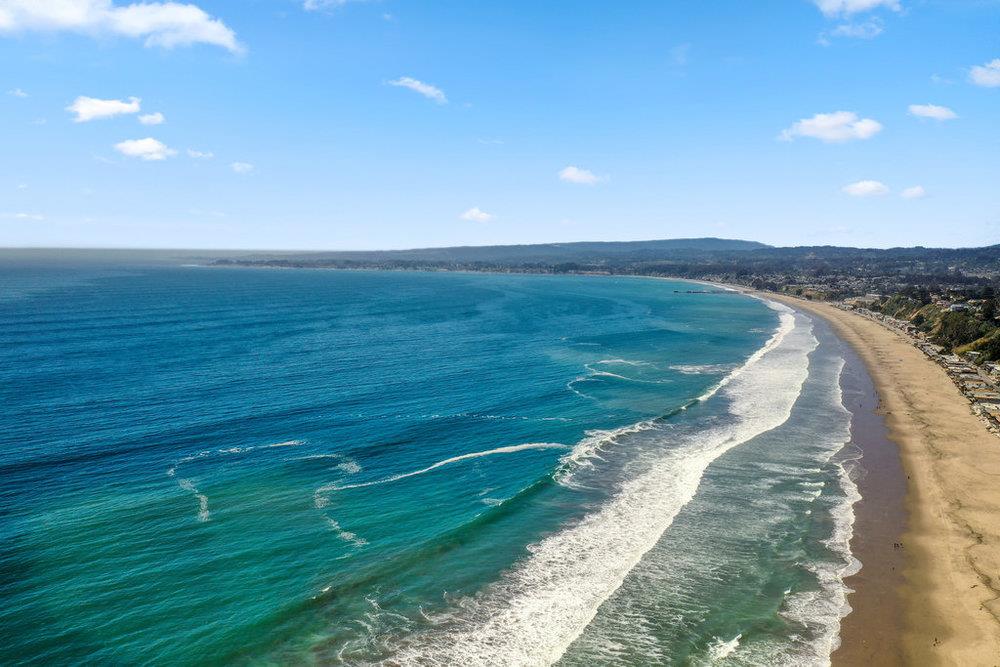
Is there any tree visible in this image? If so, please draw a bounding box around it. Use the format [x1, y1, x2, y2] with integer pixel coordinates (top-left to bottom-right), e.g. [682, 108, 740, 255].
[983, 299, 996, 322]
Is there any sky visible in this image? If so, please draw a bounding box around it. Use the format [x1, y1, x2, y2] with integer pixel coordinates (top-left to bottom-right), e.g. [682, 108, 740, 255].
[1, 0, 999, 250]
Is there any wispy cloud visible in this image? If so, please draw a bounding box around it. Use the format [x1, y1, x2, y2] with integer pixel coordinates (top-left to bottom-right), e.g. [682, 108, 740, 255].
[231, 161, 254, 173]
[0, 0, 243, 53]
[114, 137, 176, 160]
[813, 0, 901, 18]
[825, 17, 884, 41]
[460, 207, 494, 223]
[2, 211, 45, 220]
[187, 148, 214, 159]
[303, 0, 364, 10]
[970, 59, 1000, 88]
[908, 103, 957, 121]
[900, 185, 926, 199]
[780, 111, 882, 143]
[670, 43, 691, 66]
[138, 111, 165, 125]
[67, 96, 140, 122]
[842, 180, 890, 197]
[387, 77, 447, 104]
[814, 0, 896, 43]
[7, 87, 28, 98]
[558, 165, 602, 185]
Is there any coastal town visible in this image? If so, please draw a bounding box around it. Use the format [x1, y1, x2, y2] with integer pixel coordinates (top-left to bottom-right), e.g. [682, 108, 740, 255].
[839, 300, 1000, 437]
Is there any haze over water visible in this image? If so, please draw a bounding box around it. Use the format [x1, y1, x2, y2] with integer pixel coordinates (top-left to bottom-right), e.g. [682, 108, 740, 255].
[0, 259, 859, 665]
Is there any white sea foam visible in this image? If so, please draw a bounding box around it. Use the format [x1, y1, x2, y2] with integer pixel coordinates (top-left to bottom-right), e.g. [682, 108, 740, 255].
[669, 363, 736, 376]
[554, 421, 657, 489]
[585, 365, 671, 384]
[268, 439, 305, 448]
[338, 460, 362, 474]
[177, 478, 210, 522]
[169, 438, 305, 522]
[588, 369, 634, 381]
[595, 358, 651, 367]
[778, 355, 862, 666]
[384, 302, 815, 665]
[315, 442, 568, 496]
[326, 517, 368, 547]
[565, 378, 598, 401]
[707, 633, 742, 660]
[297, 453, 362, 474]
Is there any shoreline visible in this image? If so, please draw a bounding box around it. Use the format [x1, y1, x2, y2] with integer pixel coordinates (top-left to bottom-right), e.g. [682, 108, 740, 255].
[767, 294, 1000, 665]
[827, 316, 907, 665]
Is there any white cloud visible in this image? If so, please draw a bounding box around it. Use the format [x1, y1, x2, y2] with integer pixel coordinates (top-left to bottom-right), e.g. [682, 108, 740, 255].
[187, 148, 213, 159]
[231, 161, 253, 173]
[387, 77, 447, 104]
[908, 103, 956, 120]
[900, 185, 926, 199]
[2, 211, 45, 220]
[813, 0, 901, 17]
[829, 18, 883, 39]
[7, 87, 27, 97]
[558, 165, 602, 185]
[67, 95, 140, 122]
[842, 180, 890, 197]
[0, 0, 242, 53]
[138, 111, 165, 125]
[780, 111, 882, 143]
[460, 207, 494, 223]
[114, 137, 176, 160]
[970, 59, 1000, 88]
[303, 0, 357, 9]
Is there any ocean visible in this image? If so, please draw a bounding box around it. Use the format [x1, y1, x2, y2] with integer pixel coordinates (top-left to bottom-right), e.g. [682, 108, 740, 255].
[0, 255, 861, 665]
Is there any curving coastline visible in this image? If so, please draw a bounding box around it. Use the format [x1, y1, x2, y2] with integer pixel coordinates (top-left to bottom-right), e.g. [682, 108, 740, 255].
[767, 294, 1000, 665]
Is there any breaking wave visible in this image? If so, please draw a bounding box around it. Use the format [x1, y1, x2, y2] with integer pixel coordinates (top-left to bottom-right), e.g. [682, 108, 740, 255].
[380, 301, 816, 665]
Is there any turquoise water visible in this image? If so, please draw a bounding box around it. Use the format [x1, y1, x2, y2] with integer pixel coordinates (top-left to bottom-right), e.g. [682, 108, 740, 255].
[0, 259, 859, 665]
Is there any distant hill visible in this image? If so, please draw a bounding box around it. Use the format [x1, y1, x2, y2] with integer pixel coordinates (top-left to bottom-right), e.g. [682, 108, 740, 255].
[211, 238, 1000, 298]
[222, 238, 769, 265]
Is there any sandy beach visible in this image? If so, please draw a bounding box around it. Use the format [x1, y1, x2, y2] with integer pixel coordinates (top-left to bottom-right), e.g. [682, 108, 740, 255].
[769, 295, 1000, 665]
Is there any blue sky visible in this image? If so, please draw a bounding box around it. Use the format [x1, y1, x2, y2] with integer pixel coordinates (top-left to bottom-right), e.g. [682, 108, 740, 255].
[1, 0, 999, 249]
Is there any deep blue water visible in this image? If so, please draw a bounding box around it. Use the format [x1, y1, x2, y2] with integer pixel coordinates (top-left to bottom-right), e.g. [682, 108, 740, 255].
[0, 257, 859, 665]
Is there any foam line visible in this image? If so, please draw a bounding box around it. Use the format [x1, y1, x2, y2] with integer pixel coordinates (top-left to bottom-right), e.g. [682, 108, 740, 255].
[315, 442, 568, 495]
[177, 479, 210, 522]
[779, 354, 862, 663]
[385, 302, 815, 664]
[168, 438, 304, 522]
[594, 358, 650, 367]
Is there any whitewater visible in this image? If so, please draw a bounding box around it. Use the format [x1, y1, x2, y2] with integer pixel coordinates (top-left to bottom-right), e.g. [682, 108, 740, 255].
[381, 302, 825, 664]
